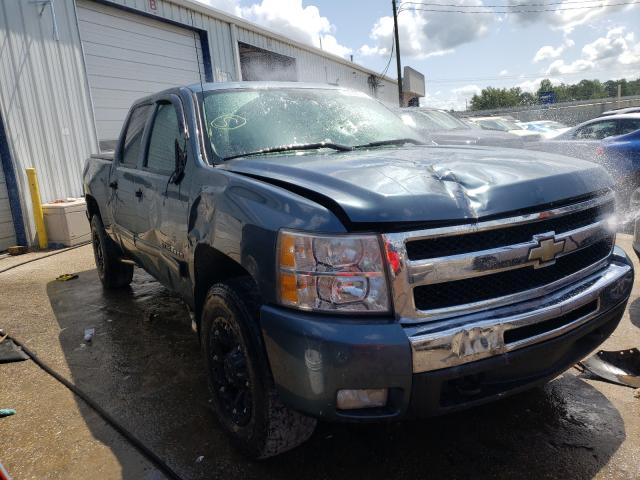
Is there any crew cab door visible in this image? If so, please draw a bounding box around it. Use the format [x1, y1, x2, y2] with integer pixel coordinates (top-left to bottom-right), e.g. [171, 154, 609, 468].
[134, 96, 192, 294]
[110, 103, 153, 258]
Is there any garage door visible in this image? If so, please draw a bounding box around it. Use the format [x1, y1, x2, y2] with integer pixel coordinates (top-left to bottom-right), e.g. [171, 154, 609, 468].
[0, 166, 16, 251]
[76, 0, 205, 149]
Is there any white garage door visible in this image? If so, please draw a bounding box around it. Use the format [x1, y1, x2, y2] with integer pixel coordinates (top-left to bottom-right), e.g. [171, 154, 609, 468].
[0, 167, 16, 251]
[76, 0, 205, 149]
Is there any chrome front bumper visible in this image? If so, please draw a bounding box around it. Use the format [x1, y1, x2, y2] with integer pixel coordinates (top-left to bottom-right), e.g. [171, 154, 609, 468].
[406, 247, 633, 373]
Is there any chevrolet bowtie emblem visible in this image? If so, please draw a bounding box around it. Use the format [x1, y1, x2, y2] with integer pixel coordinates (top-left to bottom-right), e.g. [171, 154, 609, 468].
[528, 233, 565, 268]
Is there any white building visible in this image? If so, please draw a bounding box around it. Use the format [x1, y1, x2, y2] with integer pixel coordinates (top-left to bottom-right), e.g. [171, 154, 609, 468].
[0, 0, 404, 249]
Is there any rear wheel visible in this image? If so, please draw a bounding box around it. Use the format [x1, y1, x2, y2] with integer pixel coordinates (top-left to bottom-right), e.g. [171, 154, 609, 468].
[201, 277, 316, 458]
[90, 215, 133, 289]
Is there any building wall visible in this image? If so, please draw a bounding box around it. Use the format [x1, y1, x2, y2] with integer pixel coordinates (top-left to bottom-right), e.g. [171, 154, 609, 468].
[0, 0, 98, 242]
[236, 26, 398, 105]
[0, 0, 399, 244]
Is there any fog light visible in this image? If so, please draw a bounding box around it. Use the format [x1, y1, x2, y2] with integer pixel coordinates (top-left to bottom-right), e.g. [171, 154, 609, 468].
[336, 388, 388, 410]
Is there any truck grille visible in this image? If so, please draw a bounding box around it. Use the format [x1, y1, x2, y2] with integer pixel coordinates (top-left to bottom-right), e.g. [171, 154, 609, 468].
[413, 238, 613, 311]
[382, 192, 616, 322]
[406, 200, 614, 261]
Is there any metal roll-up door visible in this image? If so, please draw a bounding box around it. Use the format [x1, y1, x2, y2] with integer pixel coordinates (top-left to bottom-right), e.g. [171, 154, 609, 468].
[76, 0, 205, 150]
[0, 166, 16, 251]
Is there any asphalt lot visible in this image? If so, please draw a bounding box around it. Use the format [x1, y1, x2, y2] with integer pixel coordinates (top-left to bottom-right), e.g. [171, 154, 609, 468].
[1, 237, 639, 480]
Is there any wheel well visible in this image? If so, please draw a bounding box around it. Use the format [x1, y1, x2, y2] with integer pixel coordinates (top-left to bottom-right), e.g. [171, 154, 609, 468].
[194, 244, 253, 329]
[85, 194, 101, 221]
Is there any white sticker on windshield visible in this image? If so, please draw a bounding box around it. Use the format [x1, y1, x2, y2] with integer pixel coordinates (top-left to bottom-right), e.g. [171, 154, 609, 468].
[211, 114, 247, 130]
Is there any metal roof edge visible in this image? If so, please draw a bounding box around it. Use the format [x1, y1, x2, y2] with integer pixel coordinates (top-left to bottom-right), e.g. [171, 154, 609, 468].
[167, 0, 398, 84]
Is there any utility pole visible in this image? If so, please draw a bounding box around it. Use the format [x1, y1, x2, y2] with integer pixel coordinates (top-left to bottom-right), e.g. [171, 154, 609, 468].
[392, 0, 403, 107]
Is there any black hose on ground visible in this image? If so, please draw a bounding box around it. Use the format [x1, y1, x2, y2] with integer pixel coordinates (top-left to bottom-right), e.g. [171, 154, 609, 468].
[8, 334, 185, 480]
[0, 242, 91, 275]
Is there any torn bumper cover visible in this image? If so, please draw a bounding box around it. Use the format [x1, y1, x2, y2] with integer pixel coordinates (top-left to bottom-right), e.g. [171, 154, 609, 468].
[260, 247, 633, 421]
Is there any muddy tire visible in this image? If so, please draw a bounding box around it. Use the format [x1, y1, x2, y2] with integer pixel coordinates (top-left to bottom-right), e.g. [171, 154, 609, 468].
[90, 215, 133, 289]
[201, 277, 316, 459]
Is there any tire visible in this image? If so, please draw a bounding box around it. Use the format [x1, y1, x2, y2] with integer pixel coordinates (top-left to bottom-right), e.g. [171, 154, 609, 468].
[90, 215, 133, 289]
[201, 277, 316, 459]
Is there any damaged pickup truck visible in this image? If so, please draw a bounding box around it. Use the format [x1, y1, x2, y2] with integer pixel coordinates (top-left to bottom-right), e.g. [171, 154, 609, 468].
[83, 82, 634, 458]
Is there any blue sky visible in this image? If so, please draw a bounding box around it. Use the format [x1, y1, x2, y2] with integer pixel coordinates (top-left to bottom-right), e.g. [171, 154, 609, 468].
[198, 0, 640, 109]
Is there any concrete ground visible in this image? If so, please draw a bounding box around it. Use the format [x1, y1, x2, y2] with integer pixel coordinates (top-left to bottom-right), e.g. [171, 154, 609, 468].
[1, 237, 639, 480]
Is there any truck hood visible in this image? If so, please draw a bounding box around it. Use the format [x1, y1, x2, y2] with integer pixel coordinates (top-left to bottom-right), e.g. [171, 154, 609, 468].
[220, 145, 612, 226]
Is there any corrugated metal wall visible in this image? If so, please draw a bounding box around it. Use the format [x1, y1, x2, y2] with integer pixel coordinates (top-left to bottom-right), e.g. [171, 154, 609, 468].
[104, 0, 238, 82]
[105, 0, 398, 102]
[0, 0, 98, 243]
[0, 0, 399, 244]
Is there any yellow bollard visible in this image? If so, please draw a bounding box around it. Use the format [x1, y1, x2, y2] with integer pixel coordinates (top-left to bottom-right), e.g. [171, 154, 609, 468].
[26, 167, 48, 250]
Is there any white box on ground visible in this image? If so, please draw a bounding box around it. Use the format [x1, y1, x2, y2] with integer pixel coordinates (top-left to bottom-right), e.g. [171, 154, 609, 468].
[42, 198, 90, 247]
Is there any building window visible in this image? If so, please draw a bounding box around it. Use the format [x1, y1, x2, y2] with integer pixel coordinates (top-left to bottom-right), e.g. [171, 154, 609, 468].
[238, 42, 297, 82]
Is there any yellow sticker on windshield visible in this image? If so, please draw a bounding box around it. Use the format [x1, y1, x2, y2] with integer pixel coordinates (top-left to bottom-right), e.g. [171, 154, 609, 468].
[211, 114, 247, 130]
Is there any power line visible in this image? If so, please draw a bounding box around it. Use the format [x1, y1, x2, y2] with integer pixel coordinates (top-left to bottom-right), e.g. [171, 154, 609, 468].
[400, 0, 628, 7]
[397, 1, 639, 13]
[379, 36, 395, 78]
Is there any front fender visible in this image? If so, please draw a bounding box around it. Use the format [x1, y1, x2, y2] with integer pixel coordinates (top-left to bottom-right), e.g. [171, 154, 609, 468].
[188, 167, 347, 304]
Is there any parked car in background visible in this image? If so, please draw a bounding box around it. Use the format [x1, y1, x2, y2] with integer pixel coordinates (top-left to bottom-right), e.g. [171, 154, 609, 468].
[526, 113, 640, 210]
[600, 106, 640, 117]
[398, 108, 526, 148]
[518, 120, 570, 139]
[468, 116, 541, 139]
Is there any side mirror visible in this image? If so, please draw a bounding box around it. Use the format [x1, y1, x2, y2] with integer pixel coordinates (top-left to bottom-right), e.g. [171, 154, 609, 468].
[173, 138, 187, 184]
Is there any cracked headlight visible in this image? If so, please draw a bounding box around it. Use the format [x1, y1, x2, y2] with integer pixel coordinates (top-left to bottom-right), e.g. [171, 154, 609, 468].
[277, 230, 390, 313]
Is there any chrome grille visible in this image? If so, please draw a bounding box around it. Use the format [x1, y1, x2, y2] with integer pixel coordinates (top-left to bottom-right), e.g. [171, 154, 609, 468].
[383, 192, 616, 323]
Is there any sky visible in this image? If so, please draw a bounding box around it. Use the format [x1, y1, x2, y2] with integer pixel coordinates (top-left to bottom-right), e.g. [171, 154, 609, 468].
[195, 0, 640, 109]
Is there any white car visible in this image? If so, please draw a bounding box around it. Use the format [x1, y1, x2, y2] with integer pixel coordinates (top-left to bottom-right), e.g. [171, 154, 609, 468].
[469, 116, 541, 139]
[519, 120, 570, 139]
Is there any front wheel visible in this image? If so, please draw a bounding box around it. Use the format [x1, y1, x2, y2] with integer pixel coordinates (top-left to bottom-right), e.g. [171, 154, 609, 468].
[201, 277, 316, 458]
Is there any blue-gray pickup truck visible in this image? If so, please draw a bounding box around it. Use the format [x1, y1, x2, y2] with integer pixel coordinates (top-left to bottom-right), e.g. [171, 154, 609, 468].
[83, 82, 634, 458]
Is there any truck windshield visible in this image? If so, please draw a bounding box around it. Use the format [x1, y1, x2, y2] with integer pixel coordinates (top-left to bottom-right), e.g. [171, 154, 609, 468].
[200, 87, 423, 161]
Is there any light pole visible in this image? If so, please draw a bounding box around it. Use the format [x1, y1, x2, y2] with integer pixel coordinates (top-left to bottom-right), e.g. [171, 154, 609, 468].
[392, 0, 403, 107]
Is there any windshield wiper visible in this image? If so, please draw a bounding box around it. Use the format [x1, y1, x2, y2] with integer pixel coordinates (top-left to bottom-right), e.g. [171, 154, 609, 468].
[222, 142, 353, 161]
[353, 138, 425, 149]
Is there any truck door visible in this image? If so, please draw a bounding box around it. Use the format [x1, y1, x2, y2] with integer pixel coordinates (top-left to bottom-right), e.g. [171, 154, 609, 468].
[135, 97, 192, 296]
[110, 103, 153, 258]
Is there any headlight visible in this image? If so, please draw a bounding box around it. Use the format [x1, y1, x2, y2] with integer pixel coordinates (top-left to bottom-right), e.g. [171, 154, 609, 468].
[277, 230, 390, 313]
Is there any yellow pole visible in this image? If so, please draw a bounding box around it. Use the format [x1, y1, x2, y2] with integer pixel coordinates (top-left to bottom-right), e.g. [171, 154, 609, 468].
[26, 167, 48, 250]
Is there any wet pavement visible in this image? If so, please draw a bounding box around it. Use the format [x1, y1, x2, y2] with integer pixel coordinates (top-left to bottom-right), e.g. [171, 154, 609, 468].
[1, 237, 640, 479]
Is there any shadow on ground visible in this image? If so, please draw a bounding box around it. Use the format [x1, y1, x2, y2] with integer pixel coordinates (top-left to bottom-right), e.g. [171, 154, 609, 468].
[628, 297, 640, 330]
[48, 269, 625, 480]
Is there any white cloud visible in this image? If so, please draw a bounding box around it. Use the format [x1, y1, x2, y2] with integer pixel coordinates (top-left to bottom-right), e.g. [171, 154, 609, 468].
[360, 4, 494, 59]
[517, 77, 561, 93]
[499, 69, 509, 76]
[533, 38, 574, 63]
[542, 27, 640, 76]
[241, 0, 352, 57]
[194, 0, 241, 16]
[196, 0, 352, 58]
[507, 0, 636, 33]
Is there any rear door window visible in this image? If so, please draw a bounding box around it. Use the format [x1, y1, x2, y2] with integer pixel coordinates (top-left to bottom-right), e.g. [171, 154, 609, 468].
[121, 105, 152, 166]
[145, 103, 181, 174]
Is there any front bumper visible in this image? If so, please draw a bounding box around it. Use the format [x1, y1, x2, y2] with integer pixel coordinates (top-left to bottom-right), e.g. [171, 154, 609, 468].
[260, 248, 633, 422]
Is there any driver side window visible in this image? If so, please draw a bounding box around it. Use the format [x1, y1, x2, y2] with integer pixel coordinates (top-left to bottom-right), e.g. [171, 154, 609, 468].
[145, 103, 182, 174]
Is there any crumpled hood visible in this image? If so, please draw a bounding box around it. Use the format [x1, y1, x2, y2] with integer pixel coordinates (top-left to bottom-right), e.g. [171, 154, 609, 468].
[220, 145, 612, 226]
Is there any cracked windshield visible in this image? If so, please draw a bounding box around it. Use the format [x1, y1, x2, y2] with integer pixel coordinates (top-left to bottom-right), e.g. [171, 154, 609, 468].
[2, 0, 640, 479]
